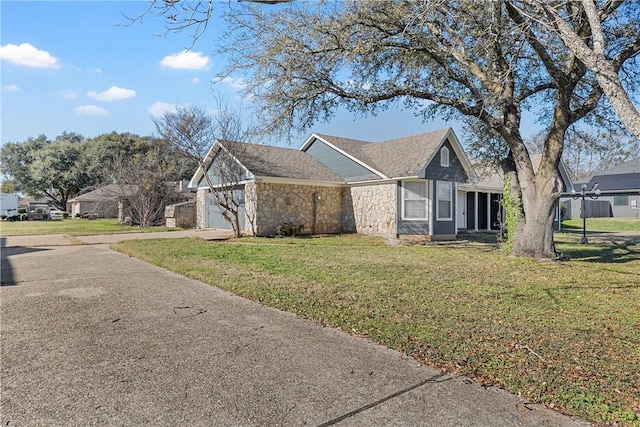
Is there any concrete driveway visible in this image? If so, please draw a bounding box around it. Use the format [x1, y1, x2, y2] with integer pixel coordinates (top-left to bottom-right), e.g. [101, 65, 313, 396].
[1, 238, 591, 426]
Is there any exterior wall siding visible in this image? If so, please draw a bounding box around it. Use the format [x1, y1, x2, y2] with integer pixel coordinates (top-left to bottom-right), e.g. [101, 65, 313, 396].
[305, 139, 374, 180]
[563, 193, 640, 219]
[396, 182, 428, 236]
[422, 140, 468, 183]
[69, 200, 118, 218]
[349, 183, 397, 238]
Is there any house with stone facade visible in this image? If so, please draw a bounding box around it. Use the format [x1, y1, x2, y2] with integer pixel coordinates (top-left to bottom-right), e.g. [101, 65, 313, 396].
[189, 127, 517, 240]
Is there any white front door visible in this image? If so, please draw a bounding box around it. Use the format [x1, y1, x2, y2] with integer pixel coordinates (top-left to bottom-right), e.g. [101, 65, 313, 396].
[457, 191, 466, 229]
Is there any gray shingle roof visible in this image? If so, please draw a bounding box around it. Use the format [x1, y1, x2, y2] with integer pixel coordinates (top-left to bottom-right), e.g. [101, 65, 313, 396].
[588, 173, 640, 191]
[471, 162, 504, 190]
[69, 184, 138, 202]
[598, 158, 640, 175]
[364, 129, 451, 177]
[317, 128, 451, 178]
[221, 141, 344, 182]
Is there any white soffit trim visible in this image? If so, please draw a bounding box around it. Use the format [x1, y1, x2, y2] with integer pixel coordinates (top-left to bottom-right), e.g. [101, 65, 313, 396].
[189, 141, 251, 189]
[188, 140, 221, 189]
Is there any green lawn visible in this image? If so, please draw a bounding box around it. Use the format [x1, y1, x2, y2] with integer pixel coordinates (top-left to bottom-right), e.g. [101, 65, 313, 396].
[112, 233, 640, 426]
[562, 217, 640, 232]
[0, 218, 180, 236]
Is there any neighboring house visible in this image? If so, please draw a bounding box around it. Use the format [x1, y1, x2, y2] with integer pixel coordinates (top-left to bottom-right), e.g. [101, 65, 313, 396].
[562, 158, 640, 219]
[67, 184, 138, 219]
[20, 197, 49, 212]
[189, 128, 573, 239]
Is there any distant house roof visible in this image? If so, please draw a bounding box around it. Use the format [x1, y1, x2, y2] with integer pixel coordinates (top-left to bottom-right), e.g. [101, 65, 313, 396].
[596, 158, 640, 175]
[68, 184, 138, 202]
[585, 158, 640, 192]
[587, 172, 640, 192]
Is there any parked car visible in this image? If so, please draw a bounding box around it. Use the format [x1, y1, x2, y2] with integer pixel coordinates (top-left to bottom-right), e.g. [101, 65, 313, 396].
[27, 208, 50, 221]
[49, 209, 65, 219]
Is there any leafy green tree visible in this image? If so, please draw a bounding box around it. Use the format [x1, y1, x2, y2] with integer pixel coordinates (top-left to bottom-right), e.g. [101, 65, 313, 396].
[0, 133, 87, 209]
[1, 179, 16, 194]
[0, 131, 193, 211]
[83, 132, 193, 186]
[1, 134, 47, 196]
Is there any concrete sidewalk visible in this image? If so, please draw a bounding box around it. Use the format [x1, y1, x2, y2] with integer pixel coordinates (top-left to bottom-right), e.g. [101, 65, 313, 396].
[0, 228, 233, 248]
[1, 243, 592, 426]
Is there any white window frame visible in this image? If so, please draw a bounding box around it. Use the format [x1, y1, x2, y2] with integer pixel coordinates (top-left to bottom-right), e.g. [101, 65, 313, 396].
[436, 181, 453, 221]
[440, 146, 450, 167]
[402, 180, 428, 220]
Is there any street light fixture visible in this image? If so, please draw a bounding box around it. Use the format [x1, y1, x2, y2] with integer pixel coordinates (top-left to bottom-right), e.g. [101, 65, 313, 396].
[570, 183, 601, 244]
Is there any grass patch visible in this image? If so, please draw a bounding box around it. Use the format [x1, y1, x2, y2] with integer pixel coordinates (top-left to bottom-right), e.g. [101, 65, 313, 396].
[112, 234, 640, 426]
[562, 218, 640, 233]
[0, 218, 180, 236]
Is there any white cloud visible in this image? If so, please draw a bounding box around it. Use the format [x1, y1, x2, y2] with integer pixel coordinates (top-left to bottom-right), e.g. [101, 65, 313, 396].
[214, 76, 247, 89]
[75, 105, 109, 117]
[3, 84, 18, 92]
[160, 51, 210, 70]
[0, 43, 60, 69]
[87, 86, 136, 102]
[147, 101, 178, 116]
[61, 89, 80, 99]
[190, 77, 200, 84]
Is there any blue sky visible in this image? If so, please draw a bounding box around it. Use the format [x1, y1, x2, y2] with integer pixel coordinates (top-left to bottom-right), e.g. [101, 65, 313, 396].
[1, 1, 542, 148]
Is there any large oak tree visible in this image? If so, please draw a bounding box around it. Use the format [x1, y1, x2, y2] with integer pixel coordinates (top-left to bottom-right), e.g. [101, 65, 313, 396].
[134, 0, 639, 257]
[214, 0, 639, 258]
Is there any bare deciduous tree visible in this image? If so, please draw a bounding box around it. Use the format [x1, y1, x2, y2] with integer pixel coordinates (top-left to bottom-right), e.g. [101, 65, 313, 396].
[527, 128, 640, 182]
[153, 99, 257, 237]
[123, 0, 292, 47]
[109, 149, 184, 227]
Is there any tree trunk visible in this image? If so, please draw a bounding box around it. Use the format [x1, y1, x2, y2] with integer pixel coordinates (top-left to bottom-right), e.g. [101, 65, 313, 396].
[510, 166, 561, 259]
[512, 190, 557, 259]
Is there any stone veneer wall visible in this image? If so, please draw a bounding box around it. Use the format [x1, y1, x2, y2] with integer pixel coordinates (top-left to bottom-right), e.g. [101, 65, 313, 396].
[254, 182, 343, 236]
[347, 183, 397, 238]
[195, 189, 206, 229]
[243, 181, 258, 235]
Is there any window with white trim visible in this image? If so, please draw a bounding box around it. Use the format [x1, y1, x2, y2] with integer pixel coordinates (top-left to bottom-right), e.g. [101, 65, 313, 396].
[614, 194, 629, 206]
[402, 181, 428, 219]
[440, 146, 450, 167]
[436, 181, 452, 220]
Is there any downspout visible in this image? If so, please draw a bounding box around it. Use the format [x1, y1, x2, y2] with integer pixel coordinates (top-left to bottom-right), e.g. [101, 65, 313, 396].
[312, 192, 321, 234]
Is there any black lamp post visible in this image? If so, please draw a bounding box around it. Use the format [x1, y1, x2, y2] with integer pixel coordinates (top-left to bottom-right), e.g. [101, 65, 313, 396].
[571, 183, 601, 244]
